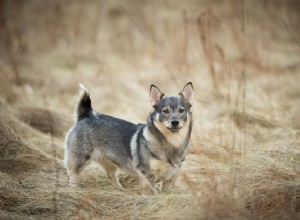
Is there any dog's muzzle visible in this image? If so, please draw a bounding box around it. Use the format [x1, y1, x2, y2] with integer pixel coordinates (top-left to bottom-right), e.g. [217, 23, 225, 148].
[167, 120, 181, 132]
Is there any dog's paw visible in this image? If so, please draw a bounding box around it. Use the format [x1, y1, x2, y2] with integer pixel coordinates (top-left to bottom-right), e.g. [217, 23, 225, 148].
[141, 186, 156, 195]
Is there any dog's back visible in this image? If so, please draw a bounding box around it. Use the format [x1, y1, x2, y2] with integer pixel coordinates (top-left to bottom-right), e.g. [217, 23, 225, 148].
[64, 84, 138, 187]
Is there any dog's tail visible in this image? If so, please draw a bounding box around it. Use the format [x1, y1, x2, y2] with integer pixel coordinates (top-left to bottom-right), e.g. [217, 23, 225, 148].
[76, 83, 92, 120]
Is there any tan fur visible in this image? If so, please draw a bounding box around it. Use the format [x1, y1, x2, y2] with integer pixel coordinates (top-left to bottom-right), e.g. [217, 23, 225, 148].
[148, 158, 179, 193]
[137, 170, 156, 195]
[67, 170, 78, 188]
[154, 114, 190, 148]
[98, 158, 123, 189]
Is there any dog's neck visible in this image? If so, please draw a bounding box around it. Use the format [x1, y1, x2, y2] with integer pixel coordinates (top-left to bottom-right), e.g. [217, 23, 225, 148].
[144, 114, 192, 166]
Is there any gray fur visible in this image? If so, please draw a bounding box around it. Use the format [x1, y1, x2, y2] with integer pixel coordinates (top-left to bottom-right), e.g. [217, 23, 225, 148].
[64, 82, 194, 193]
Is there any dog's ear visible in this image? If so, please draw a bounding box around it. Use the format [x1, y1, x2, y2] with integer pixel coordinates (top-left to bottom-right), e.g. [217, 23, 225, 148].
[179, 82, 194, 107]
[149, 84, 164, 108]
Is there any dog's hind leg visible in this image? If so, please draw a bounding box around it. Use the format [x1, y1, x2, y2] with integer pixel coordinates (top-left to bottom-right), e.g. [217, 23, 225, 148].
[67, 169, 78, 188]
[99, 158, 123, 189]
[109, 170, 123, 190]
[66, 154, 91, 188]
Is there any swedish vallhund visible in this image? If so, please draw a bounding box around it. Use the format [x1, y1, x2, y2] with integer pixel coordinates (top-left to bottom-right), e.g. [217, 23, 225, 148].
[64, 82, 194, 194]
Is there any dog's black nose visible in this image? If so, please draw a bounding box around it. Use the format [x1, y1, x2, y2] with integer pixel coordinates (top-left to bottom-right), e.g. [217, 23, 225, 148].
[171, 120, 179, 127]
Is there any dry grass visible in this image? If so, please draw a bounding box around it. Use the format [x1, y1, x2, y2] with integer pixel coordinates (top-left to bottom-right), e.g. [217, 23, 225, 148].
[17, 107, 72, 137]
[0, 120, 56, 173]
[0, 0, 300, 219]
[241, 154, 300, 219]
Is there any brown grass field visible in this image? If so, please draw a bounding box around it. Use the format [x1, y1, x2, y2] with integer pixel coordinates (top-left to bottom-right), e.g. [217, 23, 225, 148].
[0, 0, 300, 219]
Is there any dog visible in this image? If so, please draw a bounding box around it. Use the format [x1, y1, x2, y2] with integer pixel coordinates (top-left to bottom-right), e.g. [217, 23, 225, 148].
[64, 82, 194, 194]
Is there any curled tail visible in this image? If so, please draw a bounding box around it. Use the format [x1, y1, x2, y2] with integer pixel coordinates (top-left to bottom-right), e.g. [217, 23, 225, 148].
[76, 83, 92, 120]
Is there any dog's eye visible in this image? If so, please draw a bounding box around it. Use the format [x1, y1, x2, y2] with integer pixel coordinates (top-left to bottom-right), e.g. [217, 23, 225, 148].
[178, 108, 185, 114]
[162, 108, 170, 114]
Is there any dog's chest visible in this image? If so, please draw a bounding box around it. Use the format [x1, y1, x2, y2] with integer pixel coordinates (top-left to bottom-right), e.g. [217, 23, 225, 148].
[144, 125, 188, 147]
[148, 157, 178, 180]
[163, 128, 188, 148]
[143, 128, 186, 166]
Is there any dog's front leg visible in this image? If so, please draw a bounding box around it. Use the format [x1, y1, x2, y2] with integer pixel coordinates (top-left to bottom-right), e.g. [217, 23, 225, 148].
[161, 164, 182, 193]
[162, 171, 178, 193]
[137, 171, 156, 195]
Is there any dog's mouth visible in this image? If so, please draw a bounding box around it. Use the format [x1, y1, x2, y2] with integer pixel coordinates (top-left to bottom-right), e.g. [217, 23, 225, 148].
[167, 126, 181, 133]
[166, 119, 183, 133]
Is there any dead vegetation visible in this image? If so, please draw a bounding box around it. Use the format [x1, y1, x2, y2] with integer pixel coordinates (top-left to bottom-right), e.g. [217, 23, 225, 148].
[17, 107, 72, 137]
[0, 123, 52, 175]
[241, 155, 300, 219]
[0, 0, 300, 219]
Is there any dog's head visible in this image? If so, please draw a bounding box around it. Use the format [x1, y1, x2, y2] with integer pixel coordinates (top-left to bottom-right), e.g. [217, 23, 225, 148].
[149, 82, 194, 133]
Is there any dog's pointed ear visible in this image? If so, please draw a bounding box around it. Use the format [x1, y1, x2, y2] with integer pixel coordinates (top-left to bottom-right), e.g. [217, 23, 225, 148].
[179, 82, 194, 107]
[149, 84, 164, 108]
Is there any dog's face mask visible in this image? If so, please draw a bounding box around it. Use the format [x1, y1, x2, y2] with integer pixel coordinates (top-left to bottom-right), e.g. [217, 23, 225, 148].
[149, 82, 194, 133]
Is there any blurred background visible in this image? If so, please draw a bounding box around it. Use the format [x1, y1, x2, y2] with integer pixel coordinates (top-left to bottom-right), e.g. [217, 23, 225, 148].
[0, 0, 300, 219]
